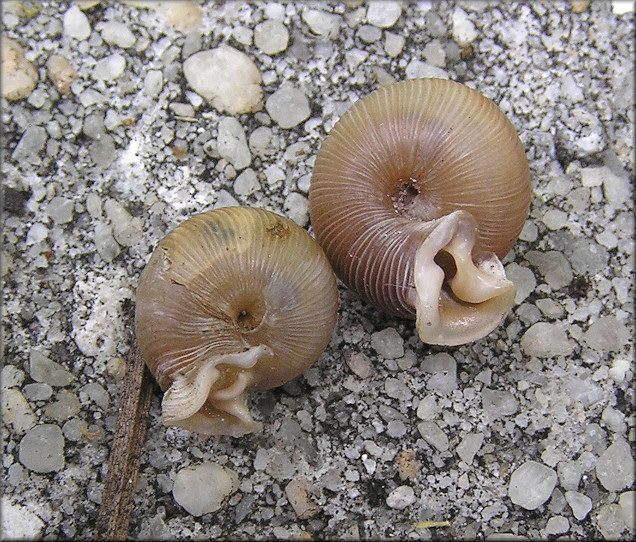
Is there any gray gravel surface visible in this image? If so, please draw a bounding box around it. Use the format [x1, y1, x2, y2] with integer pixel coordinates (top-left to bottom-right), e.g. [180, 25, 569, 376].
[2, 1, 634, 539]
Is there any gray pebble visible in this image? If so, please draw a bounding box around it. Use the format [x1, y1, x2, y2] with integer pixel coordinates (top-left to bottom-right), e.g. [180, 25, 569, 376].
[11, 126, 47, 165]
[22, 382, 53, 401]
[266, 85, 311, 129]
[29, 350, 73, 387]
[89, 134, 116, 169]
[92, 53, 126, 81]
[19, 424, 65, 473]
[46, 196, 74, 224]
[417, 421, 449, 452]
[100, 21, 135, 49]
[94, 222, 120, 262]
[234, 168, 260, 196]
[44, 390, 81, 421]
[370, 327, 404, 359]
[482, 389, 518, 420]
[565, 490, 593, 520]
[584, 316, 630, 353]
[456, 433, 484, 464]
[420, 352, 457, 394]
[524, 250, 573, 290]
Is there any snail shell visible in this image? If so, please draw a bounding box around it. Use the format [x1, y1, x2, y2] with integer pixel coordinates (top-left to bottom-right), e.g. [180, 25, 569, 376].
[309, 78, 531, 346]
[135, 207, 339, 436]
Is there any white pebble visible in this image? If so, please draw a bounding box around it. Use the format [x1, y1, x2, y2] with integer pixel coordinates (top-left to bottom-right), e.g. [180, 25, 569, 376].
[405, 60, 449, 80]
[26, 223, 48, 245]
[92, 53, 126, 81]
[618, 491, 634, 531]
[543, 516, 569, 536]
[254, 20, 289, 55]
[266, 85, 311, 129]
[452, 7, 478, 47]
[346, 352, 374, 379]
[521, 322, 574, 357]
[367, 1, 402, 28]
[370, 327, 404, 359]
[386, 485, 416, 509]
[234, 168, 260, 196]
[63, 5, 91, 40]
[183, 46, 263, 115]
[595, 438, 635, 492]
[284, 192, 309, 227]
[302, 9, 341, 39]
[508, 460, 557, 510]
[217, 117, 251, 170]
[173, 463, 238, 516]
[565, 490, 593, 520]
[46, 196, 74, 224]
[1, 499, 45, 540]
[384, 32, 405, 57]
[100, 21, 136, 49]
[2, 389, 36, 434]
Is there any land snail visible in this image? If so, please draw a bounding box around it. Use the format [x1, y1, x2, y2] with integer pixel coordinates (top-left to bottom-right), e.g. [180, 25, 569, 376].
[309, 78, 531, 346]
[135, 207, 339, 436]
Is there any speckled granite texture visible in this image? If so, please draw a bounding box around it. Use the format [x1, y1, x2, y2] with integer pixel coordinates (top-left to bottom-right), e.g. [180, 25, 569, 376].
[2, 1, 634, 539]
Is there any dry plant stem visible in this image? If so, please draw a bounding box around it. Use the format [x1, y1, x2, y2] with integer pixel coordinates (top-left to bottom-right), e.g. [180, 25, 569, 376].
[96, 340, 153, 540]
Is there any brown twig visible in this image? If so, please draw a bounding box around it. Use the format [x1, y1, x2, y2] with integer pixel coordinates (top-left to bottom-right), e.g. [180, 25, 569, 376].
[96, 340, 153, 540]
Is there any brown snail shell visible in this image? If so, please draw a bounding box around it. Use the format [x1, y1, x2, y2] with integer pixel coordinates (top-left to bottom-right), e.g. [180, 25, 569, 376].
[309, 78, 531, 346]
[135, 207, 339, 436]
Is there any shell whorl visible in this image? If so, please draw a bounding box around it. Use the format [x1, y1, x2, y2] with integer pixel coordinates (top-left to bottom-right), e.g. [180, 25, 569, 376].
[309, 78, 531, 344]
[135, 207, 339, 436]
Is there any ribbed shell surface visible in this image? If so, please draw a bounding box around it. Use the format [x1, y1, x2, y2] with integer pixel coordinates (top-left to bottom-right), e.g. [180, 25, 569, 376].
[309, 78, 531, 318]
[135, 207, 339, 394]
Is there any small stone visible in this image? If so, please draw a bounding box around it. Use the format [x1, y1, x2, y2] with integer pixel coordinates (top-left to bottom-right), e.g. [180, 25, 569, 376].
[557, 460, 583, 491]
[602, 405, 627, 433]
[46, 196, 74, 224]
[100, 20, 136, 48]
[384, 377, 412, 401]
[595, 438, 635, 492]
[1, 37, 38, 101]
[521, 322, 574, 357]
[1, 365, 25, 388]
[420, 352, 457, 393]
[29, 350, 73, 387]
[285, 478, 320, 519]
[387, 420, 407, 438]
[565, 490, 593, 520]
[405, 60, 449, 80]
[508, 461, 557, 510]
[266, 85, 311, 129]
[302, 9, 341, 39]
[43, 390, 81, 421]
[366, 1, 401, 28]
[63, 5, 91, 40]
[169, 102, 195, 118]
[584, 316, 630, 353]
[456, 433, 484, 464]
[249, 126, 278, 157]
[254, 20, 289, 55]
[1, 499, 45, 540]
[94, 223, 120, 262]
[482, 389, 518, 420]
[384, 32, 405, 57]
[234, 168, 260, 196]
[144, 70, 163, 97]
[154, 1, 203, 31]
[358, 25, 382, 43]
[172, 463, 239, 516]
[386, 485, 416, 509]
[22, 383, 52, 401]
[183, 46, 263, 115]
[423, 39, 446, 67]
[92, 53, 126, 81]
[370, 327, 404, 359]
[18, 424, 65, 473]
[596, 504, 627, 539]
[26, 223, 48, 245]
[524, 250, 573, 290]
[505, 263, 536, 304]
[346, 352, 374, 379]
[452, 7, 478, 47]
[82, 383, 110, 410]
[214, 190, 239, 209]
[416, 395, 438, 420]
[217, 117, 251, 170]
[618, 491, 635, 531]
[46, 55, 77, 95]
[11, 126, 47, 165]
[543, 516, 569, 536]
[2, 389, 36, 434]
[417, 421, 449, 452]
[104, 199, 143, 247]
[284, 192, 309, 227]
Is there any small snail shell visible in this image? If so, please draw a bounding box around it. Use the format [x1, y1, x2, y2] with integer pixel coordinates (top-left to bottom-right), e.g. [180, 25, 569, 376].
[309, 78, 531, 346]
[135, 207, 339, 436]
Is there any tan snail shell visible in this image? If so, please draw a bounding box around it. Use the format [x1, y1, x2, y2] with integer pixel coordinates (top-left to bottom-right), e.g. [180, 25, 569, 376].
[135, 207, 339, 436]
[309, 78, 531, 346]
